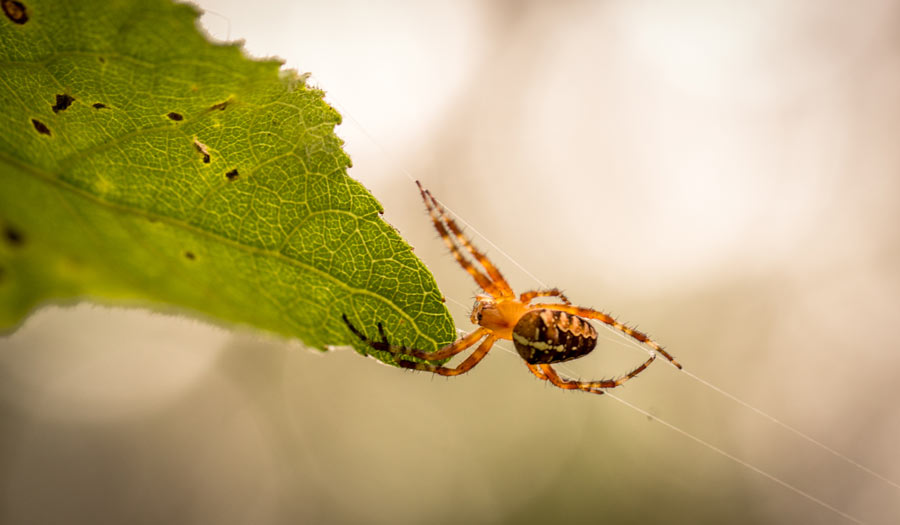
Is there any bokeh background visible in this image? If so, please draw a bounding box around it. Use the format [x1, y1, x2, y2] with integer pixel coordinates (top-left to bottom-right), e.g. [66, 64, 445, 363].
[2, 1, 900, 523]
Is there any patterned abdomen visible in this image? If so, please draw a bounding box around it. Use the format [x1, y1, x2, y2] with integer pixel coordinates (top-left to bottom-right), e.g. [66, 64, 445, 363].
[512, 309, 598, 364]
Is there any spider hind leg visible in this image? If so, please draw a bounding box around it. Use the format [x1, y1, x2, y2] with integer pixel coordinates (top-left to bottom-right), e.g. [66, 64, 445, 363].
[529, 303, 682, 369]
[519, 288, 572, 305]
[534, 352, 656, 395]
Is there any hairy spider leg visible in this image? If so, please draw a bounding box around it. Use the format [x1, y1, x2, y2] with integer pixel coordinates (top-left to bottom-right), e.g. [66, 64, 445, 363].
[530, 303, 682, 368]
[534, 354, 657, 394]
[526, 362, 549, 380]
[374, 322, 489, 361]
[341, 314, 489, 361]
[416, 180, 515, 298]
[519, 288, 572, 305]
[393, 335, 499, 376]
[525, 354, 655, 394]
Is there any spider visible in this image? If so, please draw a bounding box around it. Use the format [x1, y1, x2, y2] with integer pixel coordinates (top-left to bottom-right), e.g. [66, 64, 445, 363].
[342, 181, 682, 395]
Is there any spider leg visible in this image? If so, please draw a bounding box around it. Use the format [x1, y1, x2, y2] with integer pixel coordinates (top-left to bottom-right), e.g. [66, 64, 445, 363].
[395, 335, 498, 376]
[341, 314, 487, 361]
[538, 353, 656, 395]
[525, 362, 548, 380]
[518, 288, 571, 305]
[416, 181, 514, 298]
[530, 303, 682, 369]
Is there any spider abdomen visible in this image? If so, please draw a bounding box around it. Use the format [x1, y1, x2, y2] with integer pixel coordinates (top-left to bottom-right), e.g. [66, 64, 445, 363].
[512, 309, 598, 364]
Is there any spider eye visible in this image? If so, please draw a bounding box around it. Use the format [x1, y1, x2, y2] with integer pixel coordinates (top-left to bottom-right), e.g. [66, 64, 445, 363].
[470, 301, 484, 324]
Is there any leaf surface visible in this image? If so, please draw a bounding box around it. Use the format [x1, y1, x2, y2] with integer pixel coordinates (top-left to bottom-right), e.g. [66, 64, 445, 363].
[0, 0, 455, 360]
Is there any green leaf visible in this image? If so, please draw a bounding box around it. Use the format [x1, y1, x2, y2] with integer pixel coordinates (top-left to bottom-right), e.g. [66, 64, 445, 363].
[0, 0, 455, 362]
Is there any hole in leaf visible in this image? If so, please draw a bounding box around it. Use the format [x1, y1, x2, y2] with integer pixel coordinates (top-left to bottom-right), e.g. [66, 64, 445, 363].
[193, 139, 211, 164]
[184, 251, 196, 260]
[4, 226, 24, 247]
[92, 102, 107, 109]
[2, 0, 28, 24]
[166, 112, 183, 121]
[52, 94, 75, 113]
[225, 168, 239, 181]
[31, 119, 50, 135]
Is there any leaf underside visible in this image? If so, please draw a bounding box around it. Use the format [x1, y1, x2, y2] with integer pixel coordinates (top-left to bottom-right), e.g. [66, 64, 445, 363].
[0, 0, 455, 362]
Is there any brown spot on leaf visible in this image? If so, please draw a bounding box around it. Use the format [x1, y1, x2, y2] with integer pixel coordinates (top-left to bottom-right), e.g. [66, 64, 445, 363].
[166, 112, 183, 121]
[52, 94, 75, 113]
[210, 100, 229, 111]
[98, 56, 106, 63]
[2, 0, 28, 24]
[4, 226, 24, 247]
[225, 168, 239, 181]
[193, 139, 211, 164]
[31, 118, 50, 135]
[92, 103, 107, 109]
[184, 251, 196, 260]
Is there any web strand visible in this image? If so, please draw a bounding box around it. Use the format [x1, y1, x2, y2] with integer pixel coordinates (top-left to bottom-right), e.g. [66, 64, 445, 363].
[603, 390, 865, 524]
[602, 322, 900, 492]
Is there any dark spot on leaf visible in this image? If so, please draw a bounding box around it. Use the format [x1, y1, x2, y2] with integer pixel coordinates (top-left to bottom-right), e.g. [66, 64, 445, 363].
[225, 169, 239, 181]
[2, 0, 28, 24]
[98, 56, 106, 63]
[52, 94, 75, 113]
[167, 112, 183, 121]
[184, 251, 196, 260]
[210, 100, 229, 111]
[31, 119, 50, 135]
[4, 226, 24, 247]
[193, 139, 211, 164]
[92, 102, 107, 109]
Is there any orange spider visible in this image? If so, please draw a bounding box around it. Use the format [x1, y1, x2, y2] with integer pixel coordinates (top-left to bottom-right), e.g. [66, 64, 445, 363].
[342, 181, 682, 395]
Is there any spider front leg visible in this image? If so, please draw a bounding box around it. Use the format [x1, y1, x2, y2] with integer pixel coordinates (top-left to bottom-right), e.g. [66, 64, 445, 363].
[530, 303, 682, 369]
[341, 314, 494, 376]
[416, 181, 515, 299]
[531, 352, 656, 395]
[396, 335, 498, 376]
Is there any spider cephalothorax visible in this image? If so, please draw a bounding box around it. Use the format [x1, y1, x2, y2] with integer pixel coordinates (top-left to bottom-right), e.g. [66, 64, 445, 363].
[342, 181, 681, 395]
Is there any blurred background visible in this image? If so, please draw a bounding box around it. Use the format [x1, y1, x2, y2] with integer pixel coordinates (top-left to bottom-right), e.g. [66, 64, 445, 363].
[2, 0, 900, 523]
